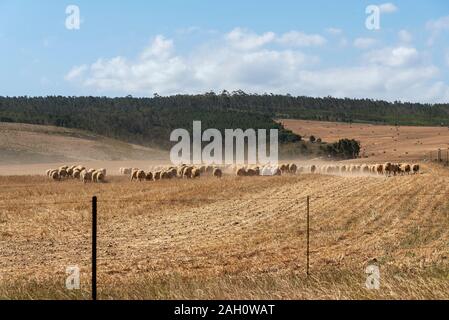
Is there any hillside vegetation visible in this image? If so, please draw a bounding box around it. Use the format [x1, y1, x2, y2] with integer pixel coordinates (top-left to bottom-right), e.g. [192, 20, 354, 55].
[0, 94, 369, 159]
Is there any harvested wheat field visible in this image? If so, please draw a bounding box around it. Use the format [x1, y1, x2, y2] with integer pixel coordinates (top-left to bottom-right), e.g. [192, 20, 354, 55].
[281, 119, 449, 162]
[0, 163, 448, 300]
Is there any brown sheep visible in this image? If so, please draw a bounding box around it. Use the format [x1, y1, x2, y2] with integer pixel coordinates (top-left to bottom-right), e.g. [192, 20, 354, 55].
[58, 168, 68, 179]
[153, 171, 162, 180]
[288, 163, 297, 174]
[236, 167, 246, 177]
[72, 169, 81, 179]
[384, 163, 393, 176]
[376, 164, 383, 175]
[161, 171, 170, 180]
[131, 169, 139, 181]
[213, 168, 222, 178]
[246, 168, 257, 176]
[310, 165, 317, 174]
[401, 164, 411, 175]
[145, 172, 153, 181]
[50, 171, 60, 181]
[137, 170, 146, 181]
[183, 166, 194, 179]
[412, 164, 420, 174]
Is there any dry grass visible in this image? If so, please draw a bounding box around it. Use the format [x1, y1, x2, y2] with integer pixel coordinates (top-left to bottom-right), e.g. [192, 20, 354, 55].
[1, 165, 448, 299]
[281, 119, 449, 162]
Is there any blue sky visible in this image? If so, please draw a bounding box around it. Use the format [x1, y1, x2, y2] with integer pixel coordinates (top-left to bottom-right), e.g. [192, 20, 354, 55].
[1, 0, 449, 102]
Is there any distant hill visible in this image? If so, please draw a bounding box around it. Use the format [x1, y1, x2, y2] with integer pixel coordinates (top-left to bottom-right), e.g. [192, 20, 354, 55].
[0, 122, 167, 165]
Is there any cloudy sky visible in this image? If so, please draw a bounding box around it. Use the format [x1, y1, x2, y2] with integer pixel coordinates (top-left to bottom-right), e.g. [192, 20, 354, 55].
[1, 0, 449, 103]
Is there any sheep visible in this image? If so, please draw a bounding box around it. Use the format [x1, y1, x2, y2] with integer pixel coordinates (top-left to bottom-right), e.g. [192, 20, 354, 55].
[384, 163, 393, 176]
[376, 164, 383, 175]
[340, 165, 346, 174]
[326, 166, 336, 174]
[153, 171, 162, 181]
[310, 165, 317, 174]
[46, 169, 52, 177]
[246, 168, 257, 176]
[362, 165, 370, 174]
[412, 164, 420, 174]
[401, 164, 411, 175]
[58, 168, 68, 179]
[213, 168, 222, 178]
[137, 170, 146, 181]
[192, 168, 201, 178]
[145, 171, 153, 181]
[288, 163, 297, 174]
[72, 169, 81, 179]
[67, 167, 74, 177]
[92, 171, 105, 183]
[167, 167, 177, 179]
[183, 166, 194, 179]
[80, 170, 91, 183]
[177, 165, 187, 178]
[280, 164, 289, 174]
[131, 169, 139, 181]
[161, 171, 170, 180]
[98, 168, 107, 176]
[236, 167, 246, 177]
[273, 166, 282, 176]
[50, 171, 60, 181]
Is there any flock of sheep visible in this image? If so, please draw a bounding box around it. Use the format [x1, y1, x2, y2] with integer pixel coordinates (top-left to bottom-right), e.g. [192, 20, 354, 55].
[46, 165, 107, 183]
[119, 165, 223, 181]
[120, 162, 419, 181]
[293, 162, 420, 176]
[45, 162, 420, 183]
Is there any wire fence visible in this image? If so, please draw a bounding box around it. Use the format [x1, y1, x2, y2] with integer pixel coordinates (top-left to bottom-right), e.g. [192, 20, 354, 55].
[1, 194, 448, 300]
[427, 148, 449, 165]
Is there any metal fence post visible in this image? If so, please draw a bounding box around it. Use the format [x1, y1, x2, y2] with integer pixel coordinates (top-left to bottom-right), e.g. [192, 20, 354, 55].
[306, 195, 310, 276]
[92, 196, 97, 301]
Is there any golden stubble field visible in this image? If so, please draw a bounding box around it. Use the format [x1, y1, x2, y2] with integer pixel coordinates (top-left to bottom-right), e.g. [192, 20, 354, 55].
[281, 119, 449, 162]
[1, 164, 448, 299]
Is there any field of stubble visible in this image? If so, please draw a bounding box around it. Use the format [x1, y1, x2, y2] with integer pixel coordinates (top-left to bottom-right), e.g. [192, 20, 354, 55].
[0, 165, 448, 300]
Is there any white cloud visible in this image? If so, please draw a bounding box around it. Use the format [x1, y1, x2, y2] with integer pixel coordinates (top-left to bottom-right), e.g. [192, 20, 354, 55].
[398, 30, 412, 43]
[140, 35, 174, 60]
[426, 15, 449, 45]
[363, 46, 419, 67]
[379, 3, 398, 14]
[353, 37, 378, 49]
[65, 30, 449, 103]
[225, 28, 275, 50]
[277, 31, 326, 47]
[64, 65, 87, 81]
